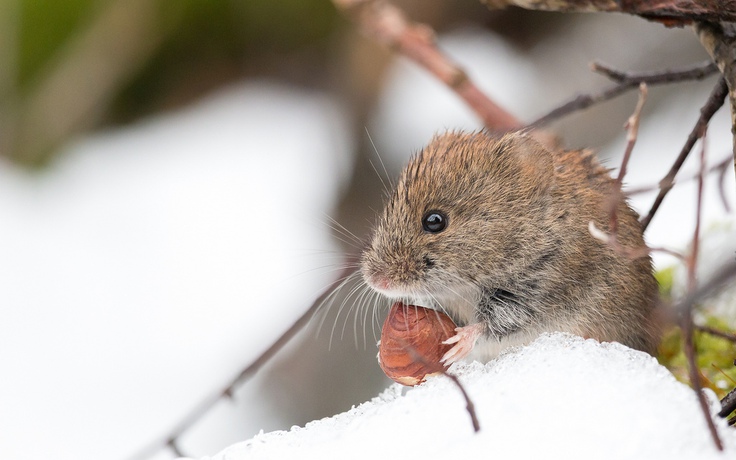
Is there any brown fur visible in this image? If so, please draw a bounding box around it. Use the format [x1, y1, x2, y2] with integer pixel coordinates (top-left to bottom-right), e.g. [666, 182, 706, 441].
[361, 131, 659, 359]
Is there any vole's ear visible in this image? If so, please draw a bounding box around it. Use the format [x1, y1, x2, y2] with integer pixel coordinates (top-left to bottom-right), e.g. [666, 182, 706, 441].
[498, 132, 555, 195]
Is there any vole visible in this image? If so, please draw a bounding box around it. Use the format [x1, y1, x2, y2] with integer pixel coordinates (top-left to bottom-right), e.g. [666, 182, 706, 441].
[361, 131, 659, 363]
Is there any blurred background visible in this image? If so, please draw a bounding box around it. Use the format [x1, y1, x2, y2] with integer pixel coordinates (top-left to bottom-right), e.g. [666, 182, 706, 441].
[1, 1, 734, 459]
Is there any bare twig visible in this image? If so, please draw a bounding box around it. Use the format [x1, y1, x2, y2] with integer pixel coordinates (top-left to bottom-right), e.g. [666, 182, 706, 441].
[681, 313, 723, 449]
[605, 83, 648, 239]
[401, 342, 481, 433]
[697, 324, 736, 343]
[640, 78, 728, 231]
[624, 153, 732, 196]
[717, 154, 734, 212]
[530, 61, 719, 128]
[674, 259, 736, 318]
[678, 129, 723, 451]
[166, 439, 184, 458]
[689, 130, 707, 293]
[332, 0, 521, 132]
[592, 61, 718, 85]
[617, 83, 648, 186]
[127, 267, 359, 460]
[590, 84, 656, 258]
[529, 85, 629, 128]
[442, 370, 481, 433]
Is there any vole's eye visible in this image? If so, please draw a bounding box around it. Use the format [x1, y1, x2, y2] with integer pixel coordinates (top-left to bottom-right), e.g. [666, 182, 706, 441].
[422, 211, 447, 233]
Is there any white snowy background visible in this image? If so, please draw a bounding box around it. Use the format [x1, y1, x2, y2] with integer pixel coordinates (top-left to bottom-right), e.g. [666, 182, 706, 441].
[2, 12, 736, 460]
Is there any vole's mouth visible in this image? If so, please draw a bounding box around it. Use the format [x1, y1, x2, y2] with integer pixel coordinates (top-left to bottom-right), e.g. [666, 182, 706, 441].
[363, 272, 430, 304]
[364, 270, 479, 323]
[371, 286, 435, 309]
[384, 286, 481, 326]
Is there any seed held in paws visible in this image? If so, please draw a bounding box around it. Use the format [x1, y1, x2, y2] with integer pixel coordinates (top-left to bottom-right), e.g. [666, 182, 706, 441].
[378, 301, 457, 386]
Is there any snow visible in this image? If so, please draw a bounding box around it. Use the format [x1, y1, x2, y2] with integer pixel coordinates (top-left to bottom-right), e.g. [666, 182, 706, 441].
[196, 333, 736, 460]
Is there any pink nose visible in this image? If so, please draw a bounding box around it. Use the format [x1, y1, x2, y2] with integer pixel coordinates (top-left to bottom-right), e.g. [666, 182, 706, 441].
[371, 275, 392, 291]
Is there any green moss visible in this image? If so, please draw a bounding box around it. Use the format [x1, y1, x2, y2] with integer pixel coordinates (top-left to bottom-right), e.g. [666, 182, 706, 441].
[654, 265, 676, 301]
[657, 315, 736, 399]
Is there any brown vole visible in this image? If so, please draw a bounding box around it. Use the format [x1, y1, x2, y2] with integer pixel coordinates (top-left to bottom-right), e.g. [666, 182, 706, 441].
[361, 131, 659, 362]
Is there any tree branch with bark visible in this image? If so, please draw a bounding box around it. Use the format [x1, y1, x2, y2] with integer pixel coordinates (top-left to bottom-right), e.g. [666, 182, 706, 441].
[481, 0, 736, 26]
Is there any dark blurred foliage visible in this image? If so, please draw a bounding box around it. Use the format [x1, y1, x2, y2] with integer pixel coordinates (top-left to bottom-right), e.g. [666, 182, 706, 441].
[4, 0, 547, 165]
[114, 0, 340, 121]
[11, 0, 339, 133]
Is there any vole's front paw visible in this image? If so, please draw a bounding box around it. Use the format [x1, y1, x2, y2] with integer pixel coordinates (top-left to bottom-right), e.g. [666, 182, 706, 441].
[441, 323, 484, 364]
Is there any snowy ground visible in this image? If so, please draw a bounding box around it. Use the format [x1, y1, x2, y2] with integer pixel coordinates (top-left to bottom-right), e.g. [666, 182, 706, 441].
[198, 334, 736, 460]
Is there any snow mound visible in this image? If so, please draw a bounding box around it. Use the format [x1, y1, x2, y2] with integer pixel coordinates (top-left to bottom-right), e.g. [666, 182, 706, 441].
[196, 333, 735, 460]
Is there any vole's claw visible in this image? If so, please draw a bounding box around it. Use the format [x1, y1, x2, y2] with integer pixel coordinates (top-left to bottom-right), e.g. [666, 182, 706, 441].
[441, 323, 484, 364]
[443, 334, 461, 345]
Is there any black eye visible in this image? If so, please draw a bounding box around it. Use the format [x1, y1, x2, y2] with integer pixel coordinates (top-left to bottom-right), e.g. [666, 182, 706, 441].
[422, 211, 447, 233]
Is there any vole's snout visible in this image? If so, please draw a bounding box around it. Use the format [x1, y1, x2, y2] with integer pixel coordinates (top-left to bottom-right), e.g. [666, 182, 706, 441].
[361, 263, 389, 291]
[360, 250, 387, 291]
[361, 245, 429, 298]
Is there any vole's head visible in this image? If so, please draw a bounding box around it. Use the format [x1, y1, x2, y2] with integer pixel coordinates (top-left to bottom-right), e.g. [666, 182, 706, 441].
[361, 131, 555, 312]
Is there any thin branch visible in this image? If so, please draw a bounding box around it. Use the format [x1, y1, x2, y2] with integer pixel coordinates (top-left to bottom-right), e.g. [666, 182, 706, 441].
[717, 155, 733, 212]
[640, 78, 728, 231]
[697, 324, 736, 343]
[673, 259, 736, 319]
[529, 61, 718, 128]
[679, 129, 723, 451]
[616, 83, 648, 187]
[592, 60, 718, 85]
[688, 130, 706, 294]
[608, 83, 647, 238]
[402, 342, 481, 433]
[442, 370, 481, 433]
[530, 82, 631, 128]
[166, 438, 184, 458]
[681, 313, 723, 449]
[590, 84, 658, 259]
[332, 0, 521, 132]
[624, 153, 731, 196]
[126, 267, 359, 460]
